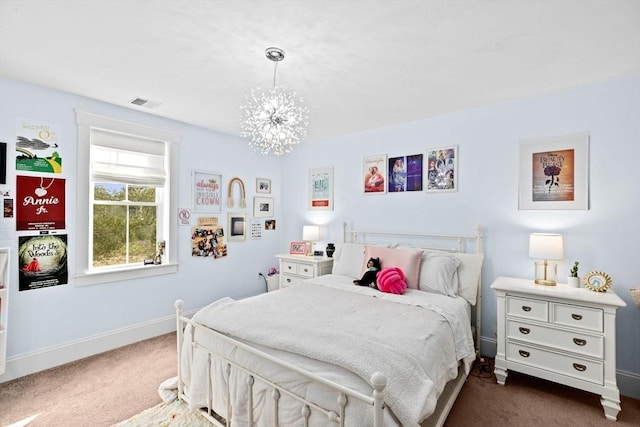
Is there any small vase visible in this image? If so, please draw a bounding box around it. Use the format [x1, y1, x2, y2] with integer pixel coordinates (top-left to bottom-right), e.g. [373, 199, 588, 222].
[567, 276, 581, 288]
[326, 243, 336, 258]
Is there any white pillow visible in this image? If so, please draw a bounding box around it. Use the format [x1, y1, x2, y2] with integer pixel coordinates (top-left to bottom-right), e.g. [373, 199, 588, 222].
[452, 252, 484, 306]
[418, 252, 460, 297]
[331, 243, 365, 278]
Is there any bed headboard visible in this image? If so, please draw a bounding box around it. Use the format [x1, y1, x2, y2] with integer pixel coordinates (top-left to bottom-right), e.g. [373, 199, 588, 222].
[341, 222, 484, 355]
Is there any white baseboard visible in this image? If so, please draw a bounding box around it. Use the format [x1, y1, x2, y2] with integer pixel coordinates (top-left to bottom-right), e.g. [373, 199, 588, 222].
[479, 336, 640, 400]
[0, 307, 198, 384]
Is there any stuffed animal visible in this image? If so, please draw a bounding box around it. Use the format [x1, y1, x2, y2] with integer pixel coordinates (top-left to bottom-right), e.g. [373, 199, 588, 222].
[377, 267, 407, 294]
[353, 257, 381, 288]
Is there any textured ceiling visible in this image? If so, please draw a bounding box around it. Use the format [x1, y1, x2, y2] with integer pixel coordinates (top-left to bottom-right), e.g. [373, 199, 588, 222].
[1, 0, 639, 141]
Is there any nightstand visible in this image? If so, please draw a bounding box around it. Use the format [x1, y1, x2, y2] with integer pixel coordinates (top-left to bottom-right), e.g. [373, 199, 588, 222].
[275, 254, 333, 289]
[491, 276, 626, 421]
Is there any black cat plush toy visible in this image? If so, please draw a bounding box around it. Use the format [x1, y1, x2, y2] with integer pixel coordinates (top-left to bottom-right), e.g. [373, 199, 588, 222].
[353, 257, 381, 288]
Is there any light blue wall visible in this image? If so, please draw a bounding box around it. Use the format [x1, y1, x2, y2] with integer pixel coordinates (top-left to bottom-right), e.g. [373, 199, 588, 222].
[0, 77, 282, 358]
[279, 75, 640, 396]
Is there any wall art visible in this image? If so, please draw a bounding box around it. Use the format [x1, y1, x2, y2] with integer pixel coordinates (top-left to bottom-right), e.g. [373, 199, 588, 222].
[254, 196, 274, 218]
[518, 132, 589, 210]
[227, 212, 246, 241]
[256, 178, 271, 194]
[362, 154, 387, 194]
[426, 146, 458, 192]
[16, 117, 63, 174]
[309, 167, 333, 210]
[388, 154, 423, 192]
[18, 234, 68, 291]
[16, 175, 66, 230]
[192, 170, 222, 212]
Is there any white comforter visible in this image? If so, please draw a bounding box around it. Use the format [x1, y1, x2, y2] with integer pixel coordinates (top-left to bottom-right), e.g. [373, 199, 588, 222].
[182, 275, 475, 426]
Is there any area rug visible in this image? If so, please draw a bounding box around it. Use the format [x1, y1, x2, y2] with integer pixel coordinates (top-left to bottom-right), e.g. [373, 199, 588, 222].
[113, 399, 211, 427]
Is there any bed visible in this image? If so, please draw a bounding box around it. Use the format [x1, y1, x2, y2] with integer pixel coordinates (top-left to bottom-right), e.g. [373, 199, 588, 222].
[174, 224, 484, 426]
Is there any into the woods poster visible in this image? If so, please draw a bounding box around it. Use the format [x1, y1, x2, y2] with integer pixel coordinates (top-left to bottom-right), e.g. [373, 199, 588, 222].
[18, 234, 68, 291]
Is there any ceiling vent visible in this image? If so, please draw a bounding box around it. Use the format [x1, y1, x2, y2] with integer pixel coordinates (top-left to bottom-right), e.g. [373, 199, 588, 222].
[129, 97, 162, 109]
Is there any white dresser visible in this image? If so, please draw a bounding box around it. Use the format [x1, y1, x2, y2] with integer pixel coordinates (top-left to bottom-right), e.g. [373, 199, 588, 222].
[491, 276, 626, 421]
[276, 254, 333, 289]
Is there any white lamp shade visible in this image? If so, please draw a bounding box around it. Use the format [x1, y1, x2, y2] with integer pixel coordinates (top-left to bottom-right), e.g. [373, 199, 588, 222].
[302, 225, 320, 242]
[529, 233, 564, 260]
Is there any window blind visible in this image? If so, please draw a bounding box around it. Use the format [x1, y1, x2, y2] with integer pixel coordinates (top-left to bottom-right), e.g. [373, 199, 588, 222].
[90, 128, 166, 186]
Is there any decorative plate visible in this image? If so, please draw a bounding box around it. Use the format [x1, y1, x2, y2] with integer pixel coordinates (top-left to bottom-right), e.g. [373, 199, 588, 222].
[583, 271, 612, 292]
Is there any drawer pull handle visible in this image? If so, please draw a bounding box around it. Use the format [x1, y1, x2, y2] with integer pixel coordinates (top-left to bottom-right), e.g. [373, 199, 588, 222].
[573, 338, 587, 346]
[303, 268, 309, 273]
[519, 327, 531, 335]
[522, 306, 532, 312]
[518, 350, 530, 358]
[571, 313, 583, 321]
[573, 363, 587, 372]
[287, 266, 293, 270]
[286, 278, 292, 283]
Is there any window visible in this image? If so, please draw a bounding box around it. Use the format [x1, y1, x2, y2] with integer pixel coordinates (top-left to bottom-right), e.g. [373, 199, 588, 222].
[75, 110, 178, 285]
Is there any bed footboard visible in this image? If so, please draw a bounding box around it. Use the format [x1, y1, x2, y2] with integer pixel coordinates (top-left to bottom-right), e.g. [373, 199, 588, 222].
[175, 300, 388, 427]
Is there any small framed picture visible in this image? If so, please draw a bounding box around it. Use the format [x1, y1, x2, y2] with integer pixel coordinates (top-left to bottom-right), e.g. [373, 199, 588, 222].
[253, 196, 274, 218]
[426, 146, 457, 192]
[227, 212, 246, 241]
[363, 154, 387, 194]
[290, 241, 307, 255]
[256, 177, 271, 194]
[309, 167, 333, 210]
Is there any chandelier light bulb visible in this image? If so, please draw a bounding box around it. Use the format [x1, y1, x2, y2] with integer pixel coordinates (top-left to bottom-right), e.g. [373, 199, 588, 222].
[240, 48, 309, 156]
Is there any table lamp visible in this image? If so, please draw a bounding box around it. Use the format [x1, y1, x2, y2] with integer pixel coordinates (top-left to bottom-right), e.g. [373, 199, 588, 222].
[302, 225, 320, 256]
[529, 233, 564, 286]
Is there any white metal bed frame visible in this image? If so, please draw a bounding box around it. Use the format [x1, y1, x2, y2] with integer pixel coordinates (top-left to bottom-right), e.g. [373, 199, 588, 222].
[175, 224, 483, 427]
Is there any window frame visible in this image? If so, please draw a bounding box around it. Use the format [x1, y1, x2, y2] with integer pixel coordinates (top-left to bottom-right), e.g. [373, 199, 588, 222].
[75, 110, 178, 286]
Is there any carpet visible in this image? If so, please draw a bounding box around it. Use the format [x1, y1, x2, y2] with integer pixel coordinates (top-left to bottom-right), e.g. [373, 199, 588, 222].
[114, 399, 211, 427]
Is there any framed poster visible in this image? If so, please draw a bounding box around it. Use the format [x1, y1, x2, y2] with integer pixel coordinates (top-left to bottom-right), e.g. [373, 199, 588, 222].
[309, 167, 333, 210]
[18, 234, 68, 291]
[363, 154, 387, 194]
[518, 132, 589, 210]
[253, 196, 274, 218]
[227, 212, 246, 241]
[16, 117, 63, 174]
[388, 154, 423, 192]
[192, 171, 222, 212]
[16, 175, 66, 230]
[426, 146, 457, 192]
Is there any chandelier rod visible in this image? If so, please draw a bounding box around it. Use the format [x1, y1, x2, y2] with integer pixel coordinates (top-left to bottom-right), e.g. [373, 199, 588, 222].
[272, 61, 278, 90]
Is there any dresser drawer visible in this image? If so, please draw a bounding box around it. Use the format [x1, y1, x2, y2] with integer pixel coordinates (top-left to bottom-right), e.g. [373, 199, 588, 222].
[506, 342, 603, 385]
[281, 274, 304, 288]
[506, 296, 548, 322]
[296, 263, 314, 278]
[553, 303, 603, 332]
[281, 261, 299, 275]
[507, 320, 604, 359]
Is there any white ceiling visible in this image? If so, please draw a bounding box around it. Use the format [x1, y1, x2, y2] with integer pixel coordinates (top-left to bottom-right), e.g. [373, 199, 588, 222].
[1, 1, 639, 142]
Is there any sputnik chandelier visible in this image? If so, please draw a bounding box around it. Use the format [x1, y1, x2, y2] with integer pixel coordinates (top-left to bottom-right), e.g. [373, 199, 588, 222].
[240, 47, 309, 156]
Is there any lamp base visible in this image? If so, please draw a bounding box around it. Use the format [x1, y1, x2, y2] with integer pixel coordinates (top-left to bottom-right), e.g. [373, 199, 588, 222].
[534, 279, 557, 286]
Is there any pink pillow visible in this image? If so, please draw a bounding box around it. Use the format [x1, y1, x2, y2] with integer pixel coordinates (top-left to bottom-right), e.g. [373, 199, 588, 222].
[362, 246, 423, 289]
[377, 267, 407, 294]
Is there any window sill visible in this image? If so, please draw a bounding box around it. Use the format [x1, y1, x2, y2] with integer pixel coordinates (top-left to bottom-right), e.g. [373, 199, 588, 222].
[74, 262, 178, 286]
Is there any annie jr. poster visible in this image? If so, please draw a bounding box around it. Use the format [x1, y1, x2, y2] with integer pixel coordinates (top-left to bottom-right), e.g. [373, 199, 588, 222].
[18, 234, 68, 291]
[16, 175, 65, 230]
